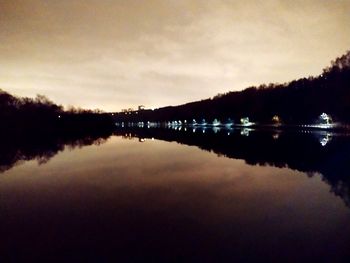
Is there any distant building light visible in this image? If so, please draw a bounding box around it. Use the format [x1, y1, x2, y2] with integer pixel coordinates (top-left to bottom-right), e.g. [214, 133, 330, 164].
[320, 133, 331, 146]
[272, 133, 280, 140]
[213, 127, 220, 133]
[240, 117, 249, 125]
[200, 119, 207, 126]
[319, 113, 332, 124]
[272, 115, 281, 123]
[241, 128, 250, 136]
[212, 118, 220, 126]
[225, 118, 233, 126]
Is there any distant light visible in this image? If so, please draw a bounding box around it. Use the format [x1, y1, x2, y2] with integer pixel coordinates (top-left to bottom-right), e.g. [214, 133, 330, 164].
[272, 115, 280, 123]
[240, 128, 250, 136]
[213, 127, 220, 133]
[240, 117, 249, 125]
[212, 118, 220, 126]
[240, 117, 254, 127]
[320, 113, 332, 125]
[272, 133, 280, 140]
[320, 113, 329, 120]
[320, 133, 331, 146]
[58, 115, 61, 119]
[320, 138, 328, 146]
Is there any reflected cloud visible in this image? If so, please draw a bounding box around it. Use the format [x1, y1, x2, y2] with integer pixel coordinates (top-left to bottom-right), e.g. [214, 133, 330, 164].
[0, 131, 111, 174]
[114, 127, 350, 208]
[318, 133, 332, 147]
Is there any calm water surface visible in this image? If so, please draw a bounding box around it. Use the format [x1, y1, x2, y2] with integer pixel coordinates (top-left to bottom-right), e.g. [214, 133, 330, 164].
[1, 129, 350, 262]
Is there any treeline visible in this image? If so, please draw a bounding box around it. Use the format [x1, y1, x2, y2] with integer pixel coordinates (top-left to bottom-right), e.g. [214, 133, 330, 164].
[115, 50, 350, 124]
[0, 91, 114, 133]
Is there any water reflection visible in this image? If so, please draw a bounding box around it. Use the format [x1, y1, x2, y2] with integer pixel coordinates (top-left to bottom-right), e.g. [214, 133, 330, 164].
[0, 130, 112, 174]
[2, 127, 349, 203]
[1, 128, 350, 262]
[1, 128, 350, 209]
[115, 127, 350, 208]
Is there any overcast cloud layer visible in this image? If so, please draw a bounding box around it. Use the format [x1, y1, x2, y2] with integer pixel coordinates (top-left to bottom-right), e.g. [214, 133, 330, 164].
[0, 0, 349, 111]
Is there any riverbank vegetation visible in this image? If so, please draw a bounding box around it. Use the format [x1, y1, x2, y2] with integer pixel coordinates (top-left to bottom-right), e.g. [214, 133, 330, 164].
[115, 50, 350, 125]
[0, 91, 114, 133]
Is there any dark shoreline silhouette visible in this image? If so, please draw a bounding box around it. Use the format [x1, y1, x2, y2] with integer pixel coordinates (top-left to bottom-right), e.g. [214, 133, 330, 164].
[114, 50, 350, 126]
[0, 90, 115, 133]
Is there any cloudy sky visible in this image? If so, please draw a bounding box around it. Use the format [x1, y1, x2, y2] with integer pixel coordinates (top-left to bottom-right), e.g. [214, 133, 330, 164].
[0, 0, 349, 111]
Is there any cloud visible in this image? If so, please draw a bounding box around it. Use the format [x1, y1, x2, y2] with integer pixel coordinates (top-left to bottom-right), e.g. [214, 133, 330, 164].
[0, 0, 349, 111]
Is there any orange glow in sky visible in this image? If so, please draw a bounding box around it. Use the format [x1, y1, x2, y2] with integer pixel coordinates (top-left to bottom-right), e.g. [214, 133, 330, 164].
[0, 0, 349, 111]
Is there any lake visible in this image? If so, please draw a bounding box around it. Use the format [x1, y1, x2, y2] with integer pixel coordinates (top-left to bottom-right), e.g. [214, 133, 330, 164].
[1, 127, 350, 262]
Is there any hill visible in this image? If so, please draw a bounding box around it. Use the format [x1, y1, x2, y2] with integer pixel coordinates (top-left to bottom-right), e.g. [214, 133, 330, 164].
[115, 50, 350, 125]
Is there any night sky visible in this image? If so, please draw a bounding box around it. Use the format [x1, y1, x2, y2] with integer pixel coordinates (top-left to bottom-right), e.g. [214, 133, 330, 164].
[1, 0, 349, 111]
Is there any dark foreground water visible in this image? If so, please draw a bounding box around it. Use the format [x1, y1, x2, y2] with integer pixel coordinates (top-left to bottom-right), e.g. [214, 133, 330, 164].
[1, 128, 350, 262]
